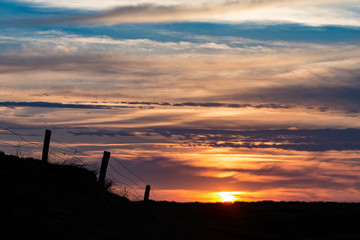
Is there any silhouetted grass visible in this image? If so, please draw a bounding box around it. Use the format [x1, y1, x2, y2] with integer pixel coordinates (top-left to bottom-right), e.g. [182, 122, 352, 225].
[1, 151, 360, 240]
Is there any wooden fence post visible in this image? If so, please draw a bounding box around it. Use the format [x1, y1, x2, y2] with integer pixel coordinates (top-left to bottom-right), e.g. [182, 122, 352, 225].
[42, 129, 51, 164]
[98, 151, 111, 188]
[143, 185, 151, 208]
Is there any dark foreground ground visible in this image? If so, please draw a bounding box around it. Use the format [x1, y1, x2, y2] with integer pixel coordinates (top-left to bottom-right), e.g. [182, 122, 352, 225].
[1, 152, 360, 240]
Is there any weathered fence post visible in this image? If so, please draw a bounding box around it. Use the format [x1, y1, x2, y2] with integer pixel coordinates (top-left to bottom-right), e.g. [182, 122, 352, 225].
[42, 129, 51, 164]
[98, 151, 111, 188]
[143, 185, 151, 208]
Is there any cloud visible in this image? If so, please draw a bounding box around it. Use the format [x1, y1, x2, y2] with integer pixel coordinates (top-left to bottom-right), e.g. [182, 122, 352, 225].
[0, 1, 290, 24]
[74, 1, 289, 24]
[111, 154, 359, 192]
[2, 123, 359, 201]
[0, 101, 134, 109]
[64, 127, 360, 152]
[2, 33, 360, 112]
[229, 84, 360, 114]
[4, 0, 360, 26]
[69, 129, 134, 137]
[173, 102, 292, 109]
[151, 128, 360, 151]
[0, 100, 318, 112]
[120, 101, 293, 110]
[2, 28, 360, 131]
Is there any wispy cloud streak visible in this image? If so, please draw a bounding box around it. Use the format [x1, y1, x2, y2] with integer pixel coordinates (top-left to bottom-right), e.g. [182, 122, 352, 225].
[74, 0, 300, 24]
[4, 0, 360, 25]
[0, 101, 132, 109]
[151, 128, 360, 151]
[64, 128, 360, 152]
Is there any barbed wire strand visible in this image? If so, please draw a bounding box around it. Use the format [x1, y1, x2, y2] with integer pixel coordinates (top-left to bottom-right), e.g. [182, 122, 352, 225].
[0, 132, 43, 137]
[51, 137, 92, 157]
[109, 177, 143, 200]
[50, 149, 87, 165]
[111, 156, 160, 201]
[149, 186, 160, 201]
[51, 137, 77, 151]
[0, 141, 43, 156]
[0, 129, 89, 161]
[48, 151, 68, 163]
[107, 172, 143, 200]
[109, 164, 159, 201]
[108, 162, 145, 191]
[50, 146, 74, 156]
[0, 127, 78, 158]
[111, 156, 148, 185]
[0, 126, 42, 147]
[0, 140, 21, 148]
[108, 168, 143, 194]
[49, 138, 93, 165]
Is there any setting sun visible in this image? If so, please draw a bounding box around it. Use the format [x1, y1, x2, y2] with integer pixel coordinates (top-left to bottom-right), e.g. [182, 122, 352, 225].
[217, 192, 238, 203]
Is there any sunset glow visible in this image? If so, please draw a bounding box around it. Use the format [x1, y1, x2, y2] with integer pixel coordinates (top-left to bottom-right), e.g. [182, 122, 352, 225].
[1, 0, 360, 203]
[217, 192, 239, 203]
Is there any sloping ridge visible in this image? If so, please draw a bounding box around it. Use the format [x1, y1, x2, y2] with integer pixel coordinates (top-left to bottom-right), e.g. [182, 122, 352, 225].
[0, 152, 145, 240]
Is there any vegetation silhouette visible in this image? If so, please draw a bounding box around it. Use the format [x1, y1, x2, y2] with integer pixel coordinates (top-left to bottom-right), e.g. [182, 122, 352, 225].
[1, 151, 360, 240]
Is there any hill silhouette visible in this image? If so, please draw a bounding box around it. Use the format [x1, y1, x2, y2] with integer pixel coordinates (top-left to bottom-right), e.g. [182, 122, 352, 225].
[1, 152, 360, 240]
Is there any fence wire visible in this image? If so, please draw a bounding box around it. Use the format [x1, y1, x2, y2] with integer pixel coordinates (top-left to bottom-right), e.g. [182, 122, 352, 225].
[0, 125, 160, 201]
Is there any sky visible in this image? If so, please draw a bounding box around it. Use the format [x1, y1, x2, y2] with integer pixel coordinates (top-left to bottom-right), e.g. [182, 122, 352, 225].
[1, 0, 360, 202]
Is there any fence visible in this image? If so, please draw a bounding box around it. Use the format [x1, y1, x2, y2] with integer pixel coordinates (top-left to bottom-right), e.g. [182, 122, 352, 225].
[0, 125, 159, 203]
